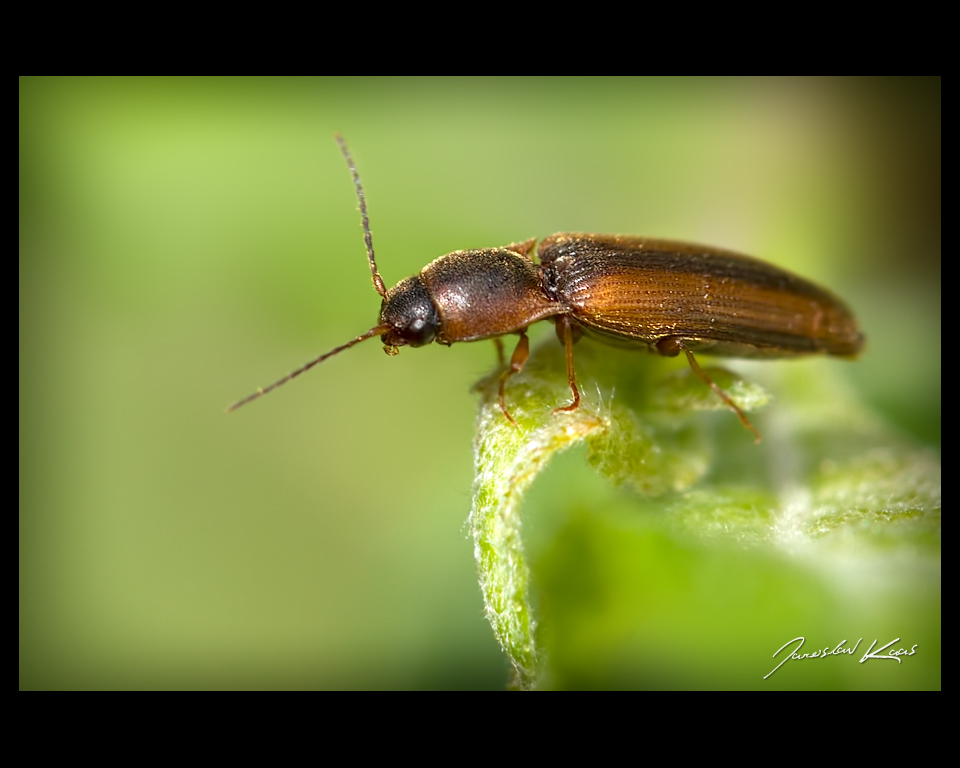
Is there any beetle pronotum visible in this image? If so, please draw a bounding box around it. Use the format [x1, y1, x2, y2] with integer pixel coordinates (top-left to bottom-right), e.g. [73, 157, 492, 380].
[229, 136, 864, 442]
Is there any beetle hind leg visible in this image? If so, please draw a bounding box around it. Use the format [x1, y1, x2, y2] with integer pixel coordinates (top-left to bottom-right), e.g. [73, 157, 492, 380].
[663, 338, 761, 444]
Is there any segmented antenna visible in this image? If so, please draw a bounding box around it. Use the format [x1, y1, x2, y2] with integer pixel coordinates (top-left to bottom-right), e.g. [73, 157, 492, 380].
[227, 325, 390, 412]
[335, 133, 386, 298]
[227, 135, 392, 413]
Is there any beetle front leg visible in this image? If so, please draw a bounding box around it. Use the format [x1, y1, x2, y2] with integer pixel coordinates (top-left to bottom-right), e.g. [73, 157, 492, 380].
[498, 330, 530, 428]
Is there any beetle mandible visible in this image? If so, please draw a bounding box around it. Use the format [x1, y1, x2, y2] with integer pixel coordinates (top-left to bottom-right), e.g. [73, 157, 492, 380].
[229, 136, 864, 442]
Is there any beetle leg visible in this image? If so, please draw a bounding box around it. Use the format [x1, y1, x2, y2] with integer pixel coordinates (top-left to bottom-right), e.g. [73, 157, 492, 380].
[492, 337, 506, 369]
[498, 330, 530, 428]
[676, 340, 761, 444]
[553, 315, 581, 414]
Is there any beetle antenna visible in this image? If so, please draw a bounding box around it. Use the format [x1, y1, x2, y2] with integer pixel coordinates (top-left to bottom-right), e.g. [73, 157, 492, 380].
[335, 133, 387, 299]
[227, 325, 390, 412]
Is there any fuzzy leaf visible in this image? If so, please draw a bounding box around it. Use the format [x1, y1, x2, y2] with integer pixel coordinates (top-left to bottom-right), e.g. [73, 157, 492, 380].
[470, 339, 940, 689]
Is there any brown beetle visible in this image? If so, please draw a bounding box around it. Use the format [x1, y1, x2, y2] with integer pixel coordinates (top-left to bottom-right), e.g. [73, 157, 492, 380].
[229, 137, 864, 442]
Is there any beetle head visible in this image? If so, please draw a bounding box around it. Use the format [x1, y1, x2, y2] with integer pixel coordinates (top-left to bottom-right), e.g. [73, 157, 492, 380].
[378, 275, 440, 352]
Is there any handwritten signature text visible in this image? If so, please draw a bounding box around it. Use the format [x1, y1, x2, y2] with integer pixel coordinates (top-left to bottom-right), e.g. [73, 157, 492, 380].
[764, 636, 917, 679]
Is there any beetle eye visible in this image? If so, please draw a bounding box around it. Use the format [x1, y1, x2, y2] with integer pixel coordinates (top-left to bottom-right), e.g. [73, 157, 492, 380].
[379, 276, 440, 349]
[401, 317, 436, 347]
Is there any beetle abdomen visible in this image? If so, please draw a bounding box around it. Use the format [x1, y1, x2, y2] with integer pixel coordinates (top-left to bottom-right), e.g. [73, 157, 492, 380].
[539, 233, 863, 358]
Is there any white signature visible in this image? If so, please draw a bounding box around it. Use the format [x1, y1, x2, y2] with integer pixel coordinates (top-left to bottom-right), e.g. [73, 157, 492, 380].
[764, 636, 918, 679]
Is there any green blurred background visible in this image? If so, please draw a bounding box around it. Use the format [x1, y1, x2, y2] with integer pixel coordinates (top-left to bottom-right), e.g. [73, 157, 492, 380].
[20, 77, 940, 689]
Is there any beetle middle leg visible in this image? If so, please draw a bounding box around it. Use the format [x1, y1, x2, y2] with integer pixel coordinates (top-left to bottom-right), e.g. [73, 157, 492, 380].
[657, 337, 761, 443]
[552, 315, 582, 415]
[498, 330, 530, 428]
